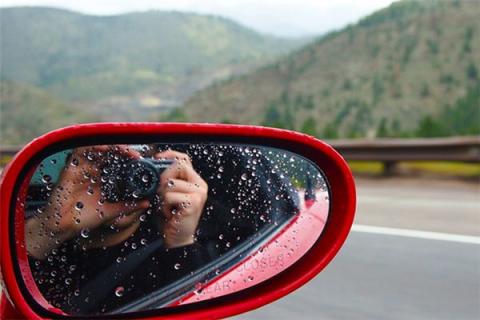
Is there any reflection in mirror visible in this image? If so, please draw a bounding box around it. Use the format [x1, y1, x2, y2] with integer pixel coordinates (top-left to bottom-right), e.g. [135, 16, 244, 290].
[20, 143, 329, 315]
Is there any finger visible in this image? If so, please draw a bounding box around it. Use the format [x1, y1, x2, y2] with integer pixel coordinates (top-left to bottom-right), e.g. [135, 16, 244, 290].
[154, 150, 192, 165]
[161, 161, 205, 188]
[101, 199, 150, 221]
[162, 192, 190, 220]
[159, 178, 199, 194]
[109, 144, 142, 160]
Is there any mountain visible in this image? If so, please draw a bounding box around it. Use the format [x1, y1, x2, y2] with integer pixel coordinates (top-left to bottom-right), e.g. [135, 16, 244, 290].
[0, 7, 307, 105]
[182, 0, 480, 138]
[0, 81, 95, 145]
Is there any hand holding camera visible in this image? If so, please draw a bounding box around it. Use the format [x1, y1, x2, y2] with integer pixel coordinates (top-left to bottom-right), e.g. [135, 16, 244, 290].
[26, 145, 208, 259]
[154, 150, 208, 248]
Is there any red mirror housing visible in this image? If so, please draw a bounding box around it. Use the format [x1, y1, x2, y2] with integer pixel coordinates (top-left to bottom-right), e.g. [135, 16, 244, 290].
[0, 123, 356, 319]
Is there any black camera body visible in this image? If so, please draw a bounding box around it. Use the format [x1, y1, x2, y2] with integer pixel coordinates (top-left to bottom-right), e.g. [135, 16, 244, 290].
[101, 158, 173, 202]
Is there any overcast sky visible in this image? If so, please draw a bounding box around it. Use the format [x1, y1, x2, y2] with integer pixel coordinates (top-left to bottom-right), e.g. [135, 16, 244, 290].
[0, 0, 396, 37]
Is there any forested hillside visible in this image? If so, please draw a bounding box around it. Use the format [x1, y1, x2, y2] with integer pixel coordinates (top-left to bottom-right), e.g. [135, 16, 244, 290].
[182, 0, 480, 138]
[0, 7, 307, 144]
[0, 82, 94, 144]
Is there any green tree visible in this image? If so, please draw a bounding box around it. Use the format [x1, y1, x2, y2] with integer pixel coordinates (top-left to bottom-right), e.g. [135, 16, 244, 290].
[163, 108, 189, 122]
[420, 83, 430, 97]
[284, 104, 295, 130]
[262, 103, 286, 128]
[443, 85, 480, 135]
[304, 95, 315, 110]
[300, 117, 317, 136]
[343, 79, 353, 90]
[416, 115, 446, 137]
[322, 123, 339, 139]
[377, 118, 389, 137]
[463, 26, 474, 53]
[466, 62, 478, 80]
[221, 118, 233, 124]
[372, 76, 384, 104]
[426, 39, 439, 55]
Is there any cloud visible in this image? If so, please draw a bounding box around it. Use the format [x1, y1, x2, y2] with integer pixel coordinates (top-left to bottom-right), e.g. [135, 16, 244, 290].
[0, 0, 395, 37]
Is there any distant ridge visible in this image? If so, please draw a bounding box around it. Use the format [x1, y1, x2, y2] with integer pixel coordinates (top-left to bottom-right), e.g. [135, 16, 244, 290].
[182, 0, 480, 138]
[0, 7, 307, 101]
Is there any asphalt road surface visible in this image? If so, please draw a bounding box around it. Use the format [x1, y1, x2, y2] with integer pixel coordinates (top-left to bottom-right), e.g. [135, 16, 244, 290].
[233, 177, 480, 320]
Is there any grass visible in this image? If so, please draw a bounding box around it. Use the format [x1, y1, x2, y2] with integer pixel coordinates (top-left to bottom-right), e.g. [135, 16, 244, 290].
[0, 156, 13, 167]
[348, 161, 480, 178]
[347, 161, 384, 175]
[402, 161, 480, 177]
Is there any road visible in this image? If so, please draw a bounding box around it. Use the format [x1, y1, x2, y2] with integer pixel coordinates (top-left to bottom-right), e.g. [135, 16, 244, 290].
[233, 177, 480, 320]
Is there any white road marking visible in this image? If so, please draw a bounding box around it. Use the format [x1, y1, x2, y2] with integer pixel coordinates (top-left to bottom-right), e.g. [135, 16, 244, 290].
[359, 195, 480, 209]
[351, 224, 480, 244]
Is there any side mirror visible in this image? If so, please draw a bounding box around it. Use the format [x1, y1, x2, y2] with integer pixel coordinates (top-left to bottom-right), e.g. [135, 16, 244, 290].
[0, 123, 356, 319]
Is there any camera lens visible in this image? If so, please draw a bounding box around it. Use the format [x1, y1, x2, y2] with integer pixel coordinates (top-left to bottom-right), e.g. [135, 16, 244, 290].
[126, 159, 160, 199]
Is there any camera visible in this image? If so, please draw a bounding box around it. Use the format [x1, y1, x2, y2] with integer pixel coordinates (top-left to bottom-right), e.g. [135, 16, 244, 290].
[101, 158, 174, 202]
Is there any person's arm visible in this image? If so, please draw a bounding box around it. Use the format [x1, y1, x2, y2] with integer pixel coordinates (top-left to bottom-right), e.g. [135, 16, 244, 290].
[25, 145, 149, 259]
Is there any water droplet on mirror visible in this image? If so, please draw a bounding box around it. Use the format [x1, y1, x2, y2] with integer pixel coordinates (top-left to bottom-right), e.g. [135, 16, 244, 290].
[141, 238, 147, 245]
[241, 173, 247, 181]
[41, 175, 52, 183]
[218, 234, 224, 240]
[218, 166, 224, 173]
[131, 243, 137, 250]
[141, 175, 150, 183]
[132, 190, 140, 199]
[174, 263, 181, 270]
[71, 158, 79, 166]
[115, 286, 124, 297]
[193, 284, 203, 295]
[80, 228, 89, 238]
[167, 180, 175, 188]
[247, 275, 254, 282]
[75, 202, 84, 211]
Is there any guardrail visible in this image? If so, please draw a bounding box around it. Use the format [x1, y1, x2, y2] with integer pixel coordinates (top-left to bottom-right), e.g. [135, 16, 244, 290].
[2, 136, 480, 174]
[328, 136, 480, 175]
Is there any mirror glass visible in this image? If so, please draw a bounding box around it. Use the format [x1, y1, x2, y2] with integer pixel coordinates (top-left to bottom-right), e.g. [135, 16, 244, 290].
[18, 143, 329, 315]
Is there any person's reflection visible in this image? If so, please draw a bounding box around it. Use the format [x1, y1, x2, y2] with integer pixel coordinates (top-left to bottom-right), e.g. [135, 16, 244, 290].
[26, 145, 210, 313]
[25, 144, 300, 314]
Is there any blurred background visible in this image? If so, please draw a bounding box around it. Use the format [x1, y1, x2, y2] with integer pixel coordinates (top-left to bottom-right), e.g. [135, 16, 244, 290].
[0, 0, 479, 319]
